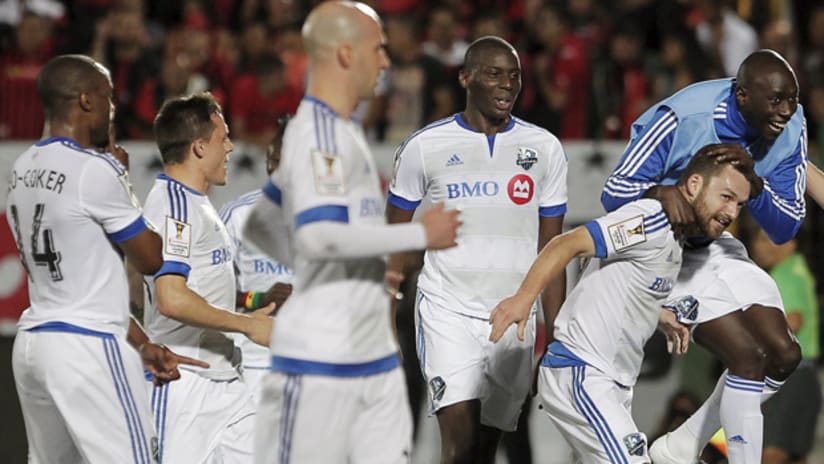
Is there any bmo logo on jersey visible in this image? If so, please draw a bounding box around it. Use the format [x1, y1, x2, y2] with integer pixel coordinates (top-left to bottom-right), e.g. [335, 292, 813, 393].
[507, 174, 534, 205]
[211, 247, 232, 265]
[446, 181, 499, 199]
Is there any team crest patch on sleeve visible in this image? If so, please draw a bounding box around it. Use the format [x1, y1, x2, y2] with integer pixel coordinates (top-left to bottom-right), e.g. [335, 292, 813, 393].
[516, 146, 538, 170]
[607, 214, 646, 251]
[311, 149, 345, 195]
[429, 376, 446, 401]
[165, 216, 191, 257]
[623, 432, 647, 457]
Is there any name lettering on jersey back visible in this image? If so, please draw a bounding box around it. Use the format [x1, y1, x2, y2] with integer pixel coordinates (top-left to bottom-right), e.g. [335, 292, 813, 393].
[10, 169, 67, 194]
[211, 247, 232, 265]
[253, 260, 294, 275]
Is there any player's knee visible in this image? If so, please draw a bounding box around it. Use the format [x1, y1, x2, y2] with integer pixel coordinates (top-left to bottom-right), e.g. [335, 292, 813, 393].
[726, 344, 769, 379]
[767, 338, 801, 380]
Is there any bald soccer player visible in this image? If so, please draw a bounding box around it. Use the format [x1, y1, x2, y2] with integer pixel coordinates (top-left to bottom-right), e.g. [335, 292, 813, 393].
[243, 2, 461, 463]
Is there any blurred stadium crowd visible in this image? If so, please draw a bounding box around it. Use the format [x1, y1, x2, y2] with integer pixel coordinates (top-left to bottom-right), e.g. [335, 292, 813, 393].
[2, 0, 824, 157]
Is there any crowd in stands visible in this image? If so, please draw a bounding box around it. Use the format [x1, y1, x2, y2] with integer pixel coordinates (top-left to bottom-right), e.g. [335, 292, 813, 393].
[1, 0, 824, 157]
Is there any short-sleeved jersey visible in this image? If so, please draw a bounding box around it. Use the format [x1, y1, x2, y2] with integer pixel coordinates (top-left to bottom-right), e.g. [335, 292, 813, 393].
[143, 174, 238, 380]
[7, 137, 147, 336]
[220, 190, 294, 368]
[265, 97, 397, 368]
[388, 114, 568, 317]
[554, 199, 682, 386]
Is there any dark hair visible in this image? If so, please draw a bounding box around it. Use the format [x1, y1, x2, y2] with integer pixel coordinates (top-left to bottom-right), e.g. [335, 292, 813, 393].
[37, 55, 105, 119]
[153, 92, 222, 165]
[677, 143, 763, 200]
[463, 35, 517, 72]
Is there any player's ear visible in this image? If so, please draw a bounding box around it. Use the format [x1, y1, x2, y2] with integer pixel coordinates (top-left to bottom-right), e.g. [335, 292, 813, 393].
[685, 173, 704, 200]
[338, 44, 353, 68]
[192, 140, 204, 159]
[78, 90, 93, 112]
[458, 68, 469, 89]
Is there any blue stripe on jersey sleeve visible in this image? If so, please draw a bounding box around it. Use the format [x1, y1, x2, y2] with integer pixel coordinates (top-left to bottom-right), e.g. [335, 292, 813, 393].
[539, 204, 567, 217]
[584, 220, 608, 259]
[154, 261, 191, 279]
[108, 216, 148, 243]
[294, 205, 349, 228]
[387, 191, 421, 211]
[262, 181, 282, 206]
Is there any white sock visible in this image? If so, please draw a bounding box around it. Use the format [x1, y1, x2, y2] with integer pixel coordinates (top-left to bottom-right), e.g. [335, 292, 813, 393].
[668, 371, 727, 458]
[720, 374, 764, 464]
[762, 376, 784, 403]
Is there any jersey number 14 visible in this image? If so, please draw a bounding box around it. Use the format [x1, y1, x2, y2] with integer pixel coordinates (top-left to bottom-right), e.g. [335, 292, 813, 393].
[9, 203, 63, 282]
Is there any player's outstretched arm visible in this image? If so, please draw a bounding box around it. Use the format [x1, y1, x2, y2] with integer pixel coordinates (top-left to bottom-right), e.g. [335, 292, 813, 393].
[807, 161, 824, 208]
[488, 227, 595, 343]
[155, 274, 275, 346]
[293, 202, 460, 260]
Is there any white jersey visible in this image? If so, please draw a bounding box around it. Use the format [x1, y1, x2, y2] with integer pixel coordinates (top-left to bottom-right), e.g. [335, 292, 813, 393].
[388, 114, 568, 317]
[7, 137, 147, 336]
[143, 174, 238, 380]
[266, 96, 398, 370]
[220, 190, 294, 369]
[553, 199, 682, 387]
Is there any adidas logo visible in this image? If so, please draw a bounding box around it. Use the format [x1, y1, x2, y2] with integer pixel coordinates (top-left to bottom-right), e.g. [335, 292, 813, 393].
[728, 435, 748, 445]
[446, 154, 463, 166]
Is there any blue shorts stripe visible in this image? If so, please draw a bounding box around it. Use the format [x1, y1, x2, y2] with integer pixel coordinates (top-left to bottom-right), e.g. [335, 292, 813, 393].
[110, 338, 150, 462]
[572, 366, 628, 464]
[271, 353, 400, 377]
[103, 338, 142, 464]
[279, 375, 302, 464]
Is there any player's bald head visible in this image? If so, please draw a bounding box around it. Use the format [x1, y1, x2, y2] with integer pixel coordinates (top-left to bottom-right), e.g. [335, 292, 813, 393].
[302, 1, 380, 61]
[736, 49, 796, 88]
[37, 54, 110, 118]
[463, 36, 518, 73]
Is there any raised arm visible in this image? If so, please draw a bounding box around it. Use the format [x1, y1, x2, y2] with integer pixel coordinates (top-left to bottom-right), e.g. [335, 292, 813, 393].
[807, 161, 824, 208]
[748, 144, 806, 244]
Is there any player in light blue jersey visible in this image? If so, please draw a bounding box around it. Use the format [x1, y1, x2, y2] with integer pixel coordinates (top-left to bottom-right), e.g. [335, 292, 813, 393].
[219, 116, 293, 401]
[491, 144, 763, 463]
[243, 2, 461, 463]
[386, 36, 568, 463]
[602, 50, 805, 464]
[8, 54, 203, 463]
[143, 92, 275, 463]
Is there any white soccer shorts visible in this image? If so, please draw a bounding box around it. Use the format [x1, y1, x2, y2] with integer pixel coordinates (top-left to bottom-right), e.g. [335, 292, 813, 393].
[151, 369, 256, 463]
[13, 328, 156, 463]
[254, 367, 412, 464]
[415, 290, 535, 432]
[538, 364, 650, 463]
[666, 232, 783, 324]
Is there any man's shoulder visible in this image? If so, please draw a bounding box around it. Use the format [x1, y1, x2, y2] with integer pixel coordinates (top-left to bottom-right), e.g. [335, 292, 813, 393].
[219, 190, 261, 224]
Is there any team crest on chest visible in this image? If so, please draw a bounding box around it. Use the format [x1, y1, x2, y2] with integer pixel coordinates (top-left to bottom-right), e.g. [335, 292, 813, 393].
[516, 146, 538, 171]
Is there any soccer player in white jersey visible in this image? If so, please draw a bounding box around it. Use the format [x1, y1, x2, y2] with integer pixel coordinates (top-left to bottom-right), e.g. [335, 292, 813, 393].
[142, 92, 274, 463]
[386, 36, 568, 463]
[8, 54, 204, 463]
[243, 2, 461, 463]
[220, 117, 294, 401]
[489, 144, 763, 463]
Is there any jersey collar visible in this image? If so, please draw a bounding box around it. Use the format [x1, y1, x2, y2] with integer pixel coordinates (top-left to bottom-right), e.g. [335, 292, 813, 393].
[454, 113, 516, 134]
[156, 173, 204, 196]
[35, 136, 83, 148]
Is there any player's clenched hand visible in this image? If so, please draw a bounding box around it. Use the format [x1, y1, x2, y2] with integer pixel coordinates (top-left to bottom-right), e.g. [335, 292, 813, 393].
[658, 309, 690, 355]
[139, 342, 210, 386]
[244, 303, 276, 346]
[488, 294, 533, 343]
[421, 202, 461, 250]
[645, 185, 697, 239]
[262, 282, 292, 313]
